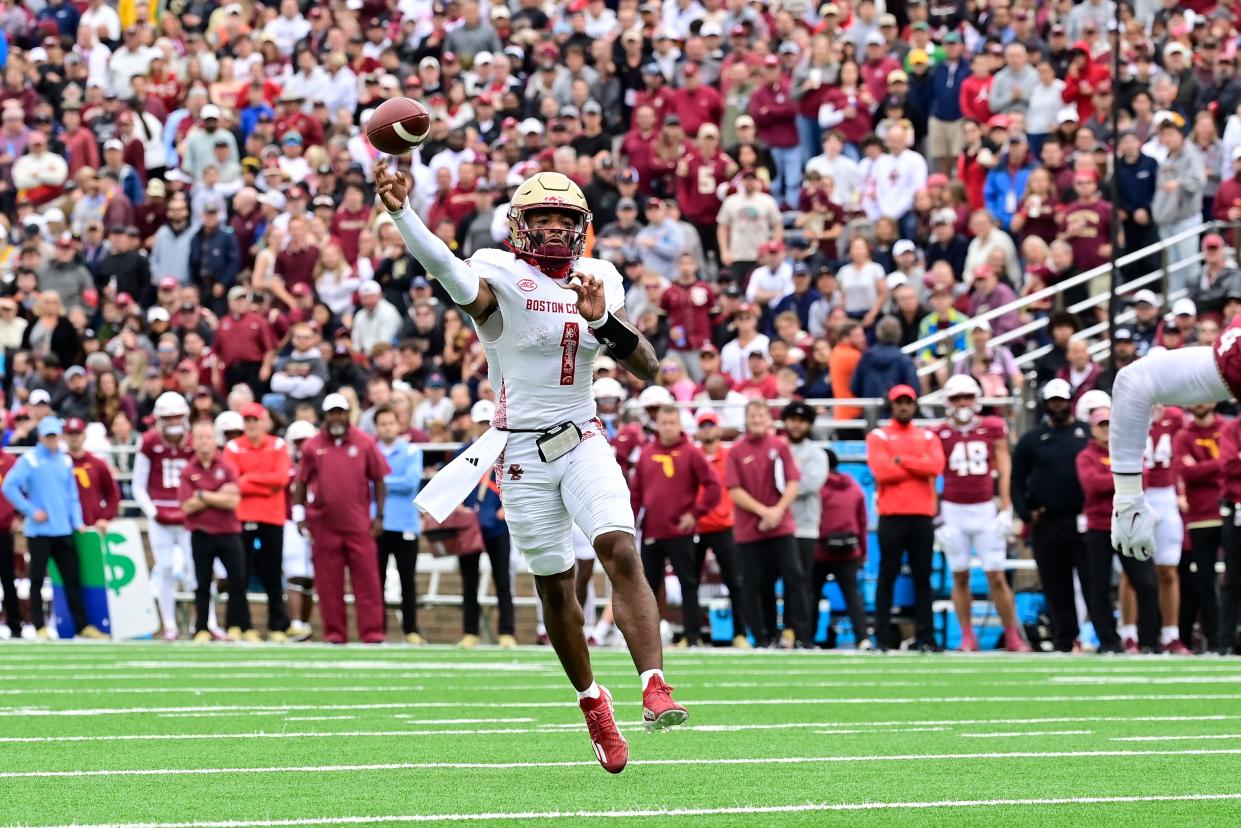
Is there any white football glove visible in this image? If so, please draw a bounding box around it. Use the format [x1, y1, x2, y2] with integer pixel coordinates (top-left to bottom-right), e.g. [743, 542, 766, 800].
[1111, 493, 1156, 561]
[995, 508, 1013, 539]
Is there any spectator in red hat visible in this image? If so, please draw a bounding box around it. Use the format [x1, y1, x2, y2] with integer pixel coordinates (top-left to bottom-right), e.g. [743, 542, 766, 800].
[1056, 168, 1113, 291]
[866, 383, 944, 650]
[749, 53, 802, 209]
[1061, 41, 1111, 122]
[221, 402, 292, 641]
[64, 416, 120, 529]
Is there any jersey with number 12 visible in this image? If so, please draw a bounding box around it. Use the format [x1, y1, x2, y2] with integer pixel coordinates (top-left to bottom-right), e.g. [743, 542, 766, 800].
[937, 416, 1007, 504]
[471, 248, 626, 431]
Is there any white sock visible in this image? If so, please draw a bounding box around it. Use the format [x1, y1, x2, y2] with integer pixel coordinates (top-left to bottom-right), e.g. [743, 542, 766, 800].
[640, 668, 664, 692]
[1119, 624, 1138, 642]
[591, 620, 612, 642]
[576, 682, 600, 701]
[1161, 625, 1179, 645]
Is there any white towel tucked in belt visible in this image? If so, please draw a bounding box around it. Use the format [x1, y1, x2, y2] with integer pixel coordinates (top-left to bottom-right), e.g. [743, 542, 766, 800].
[414, 427, 509, 522]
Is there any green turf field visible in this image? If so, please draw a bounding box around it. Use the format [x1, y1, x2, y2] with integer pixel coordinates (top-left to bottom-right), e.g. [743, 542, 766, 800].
[5, 643, 1241, 826]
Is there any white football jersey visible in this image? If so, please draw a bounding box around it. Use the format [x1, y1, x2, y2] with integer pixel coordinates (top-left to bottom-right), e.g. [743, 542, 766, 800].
[471, 249, 625, 430]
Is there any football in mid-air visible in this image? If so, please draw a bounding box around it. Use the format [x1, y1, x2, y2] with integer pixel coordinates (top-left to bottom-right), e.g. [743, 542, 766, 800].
[366, 97, 431, 155]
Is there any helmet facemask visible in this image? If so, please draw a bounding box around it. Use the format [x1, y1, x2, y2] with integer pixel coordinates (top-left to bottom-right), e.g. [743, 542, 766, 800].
[509, 206, 590, 271]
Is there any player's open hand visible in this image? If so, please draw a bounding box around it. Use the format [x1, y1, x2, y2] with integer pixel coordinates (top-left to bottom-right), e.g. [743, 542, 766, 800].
[374, 161, 408, 213]
[1112, 493, 1156, 561]
[567, 271, 606, 322]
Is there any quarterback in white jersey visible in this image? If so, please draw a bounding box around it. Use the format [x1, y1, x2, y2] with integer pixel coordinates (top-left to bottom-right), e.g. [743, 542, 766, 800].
[376, 164, 686, 775]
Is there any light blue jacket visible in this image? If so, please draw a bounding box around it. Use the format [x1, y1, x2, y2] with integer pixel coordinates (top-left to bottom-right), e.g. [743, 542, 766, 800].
[1, 445, 84, 537]
[377, 439, 423, 535]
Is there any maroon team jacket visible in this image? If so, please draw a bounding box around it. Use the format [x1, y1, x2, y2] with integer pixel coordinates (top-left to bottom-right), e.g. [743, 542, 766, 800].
[630, 435, 721, 541]
[1075, 440, 1113, 532]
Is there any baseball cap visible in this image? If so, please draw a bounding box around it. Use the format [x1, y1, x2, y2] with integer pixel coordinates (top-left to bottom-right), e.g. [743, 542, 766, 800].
[29, 389, 51, 406]
[695, 409, 721, 426]
[888, 384, 918, 402]
[240, 402, 267, 420]
[147, 306, 170, 323]
[358, 280, 382, 296]
[427, 373, 446, 388]
[65, 365, 86, 380]
[616, 197, 638, 211]
[103, 138, 124, 152]
[735, 115, 755, 130]
[227, 285, 250, 302]
[931, 207, 957, 227]
[1204, 233, 1225, 249]
[321, 393, 350, 413]
[37, 416, 63, 437]
[1132, 289, 1159, 306]
[1173, 297, 1198, 316]
[519, 118, 544, 135]
[1056, 106, 1080, 124]
[200, 104, 221, 120]
[1113, 328, 1135, 342]
[1090, 407, 1112, 426]
[893, 239, 917, 257]
[64, 417, 86, 434]
[1041, 378, 1073, 401]
[470, 399, 496, 423]
[781, 401, 815, 421]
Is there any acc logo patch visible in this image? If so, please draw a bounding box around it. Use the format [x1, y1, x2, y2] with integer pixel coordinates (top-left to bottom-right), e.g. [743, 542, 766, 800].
[517, 278, 538, 292]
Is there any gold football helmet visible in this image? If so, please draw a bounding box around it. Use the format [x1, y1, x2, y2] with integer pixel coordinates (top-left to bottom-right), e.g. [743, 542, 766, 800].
[506, 172, 592, 266]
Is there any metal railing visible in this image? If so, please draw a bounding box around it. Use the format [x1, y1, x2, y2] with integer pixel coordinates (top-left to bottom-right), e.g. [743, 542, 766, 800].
[903, 221, 1220, 380]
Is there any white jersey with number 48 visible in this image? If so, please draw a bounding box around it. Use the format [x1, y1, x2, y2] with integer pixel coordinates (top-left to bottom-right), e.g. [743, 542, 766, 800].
[472, 248, 625, 431]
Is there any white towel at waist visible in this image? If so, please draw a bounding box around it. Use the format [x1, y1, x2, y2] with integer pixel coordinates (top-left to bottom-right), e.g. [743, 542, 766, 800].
[414, 427, 509, 522]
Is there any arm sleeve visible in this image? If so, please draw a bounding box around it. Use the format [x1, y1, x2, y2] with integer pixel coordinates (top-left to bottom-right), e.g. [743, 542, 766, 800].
[389, 203, 481, 306]
[1109, 346, 1227, 475]
[796, 447, 828, 501]
[866, 433, 907, 484]
[130, 450, 157, 520]
[68, 461, 84, 529]
[100, 466, 120, 521]
[901, 432, 946, 478]
[1221, 423, 1241, 481]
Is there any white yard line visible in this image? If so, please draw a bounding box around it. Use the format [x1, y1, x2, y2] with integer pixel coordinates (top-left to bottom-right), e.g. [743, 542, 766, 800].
[9, 749, 1241, 779]
[7, 693, 1241, 718]
[959, 730, 1095, 738]
[32, 794, 1241, 827]
[1113, 734, 1241, 742]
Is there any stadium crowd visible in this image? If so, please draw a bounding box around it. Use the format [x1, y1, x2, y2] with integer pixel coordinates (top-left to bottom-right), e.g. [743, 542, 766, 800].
[1, 0, 1241, 652]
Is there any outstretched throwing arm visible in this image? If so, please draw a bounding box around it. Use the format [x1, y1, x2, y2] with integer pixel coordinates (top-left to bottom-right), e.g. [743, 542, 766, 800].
[375, 162, 498, 324]
[1110, 346, 1229, 559]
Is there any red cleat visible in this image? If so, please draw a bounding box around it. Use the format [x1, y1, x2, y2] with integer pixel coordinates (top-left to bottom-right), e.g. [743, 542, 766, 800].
[958, 628, 979, 652]
[1004, 626, 1033, 653]
[1123, 637, 1140, 655]
[642, 674, 689, 731]
[579, 686, 628, 774]
[1163, 639, 1193, 655]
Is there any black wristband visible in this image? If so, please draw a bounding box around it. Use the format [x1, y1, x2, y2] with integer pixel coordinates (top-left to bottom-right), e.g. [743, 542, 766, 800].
[591, 313, 640, 359]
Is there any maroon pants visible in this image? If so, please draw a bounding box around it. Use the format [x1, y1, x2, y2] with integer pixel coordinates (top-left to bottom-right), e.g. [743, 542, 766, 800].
[309, 526, 384, 643]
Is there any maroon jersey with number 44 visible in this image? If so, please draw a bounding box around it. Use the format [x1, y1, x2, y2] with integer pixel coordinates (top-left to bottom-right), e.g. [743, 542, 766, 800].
[1143, 407, 1183, 489]
[936, 416, 1007, 505]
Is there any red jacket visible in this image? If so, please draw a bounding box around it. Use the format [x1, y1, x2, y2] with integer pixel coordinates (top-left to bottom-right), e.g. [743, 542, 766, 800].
[1218, 417, 1241, 505]
[1215, 176, 1241, 222]
[631, 435, 721, 541]
[1175, 417, 1225, 526]
[72, 453, 121, 527]
[696, 443, 734, 534]
[668, 84, 723, 140]
[223, 434, 292, 526]
[958, 74, 993, 124]
[865, 421, 945, 517]
[1075, 440, 1113, 532]
[817, 471, 867, 562]
[749, 78, 800, 149]
[1061, 44, 1110, 122]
